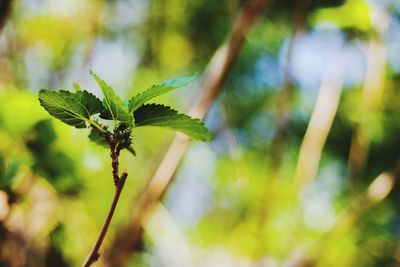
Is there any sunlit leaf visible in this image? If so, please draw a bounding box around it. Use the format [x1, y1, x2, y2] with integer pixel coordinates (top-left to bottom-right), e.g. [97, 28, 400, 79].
[129, 76, 196, 112]
[133, 104, 212, 141]
[38, 90, 103, 129]
[90, 70, 131, 123]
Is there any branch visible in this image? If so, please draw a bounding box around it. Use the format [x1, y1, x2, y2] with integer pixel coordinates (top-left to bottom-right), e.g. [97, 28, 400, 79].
[104, 1, 269, 266]
[347, 38, 387, 186]
[293, 52, 345, 188]
[268, 0, 309, 175]
[286, 162, 399, 267]
[82, 143, 128, 267]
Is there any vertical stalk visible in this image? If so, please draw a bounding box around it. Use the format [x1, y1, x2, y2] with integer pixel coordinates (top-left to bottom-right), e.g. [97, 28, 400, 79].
[82, 142, 128, 267]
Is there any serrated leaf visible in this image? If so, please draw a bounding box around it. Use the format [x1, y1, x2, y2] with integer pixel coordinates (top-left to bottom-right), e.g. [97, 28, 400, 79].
[133, 104, 212, 141]
[129, 75, 196, 112]
[38, 90, 103, 129]
[90, 70, 131, 123]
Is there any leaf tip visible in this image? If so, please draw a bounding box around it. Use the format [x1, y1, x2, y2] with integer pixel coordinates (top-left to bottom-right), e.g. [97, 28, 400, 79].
[160, 75, 197, 88]
[38, 89, 48, 95]
[73, 83, 82, 92]
[203, 131, 213, 142]
[89, 69, 101, 81]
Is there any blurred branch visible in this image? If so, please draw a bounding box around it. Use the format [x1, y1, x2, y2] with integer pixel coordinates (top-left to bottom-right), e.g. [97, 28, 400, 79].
[143, 203, 195, 267]
[293, 53, 345, 188]
[268, 35, 295, 174]
[347, 40, 387, 186]
[259, 0, 310, 253]
[104, 0, 269, 266]
[289, 9, 391, 265]
[348, 5, 389, 190]
[0, 0, 12, 32]
[288, 162, 399, 267]
[268, 0, 309, 175]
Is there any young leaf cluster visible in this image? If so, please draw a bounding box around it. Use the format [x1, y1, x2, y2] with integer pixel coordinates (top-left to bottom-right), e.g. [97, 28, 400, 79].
[38, 70, 212, 155]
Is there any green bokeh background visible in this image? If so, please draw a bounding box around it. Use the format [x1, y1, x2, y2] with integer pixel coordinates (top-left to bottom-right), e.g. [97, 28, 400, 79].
[1, 0, 400, 266]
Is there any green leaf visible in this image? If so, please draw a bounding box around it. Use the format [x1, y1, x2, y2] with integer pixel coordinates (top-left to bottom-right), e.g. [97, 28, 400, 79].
[126, 146, 136, 156]
[129, 75, 196, 112]
[133, 104, 212, 141]
[73, 83, 82, 92]
[26, 119, 57, 152]
[38, 90, 104, 130]
[90, 70, 131, 123]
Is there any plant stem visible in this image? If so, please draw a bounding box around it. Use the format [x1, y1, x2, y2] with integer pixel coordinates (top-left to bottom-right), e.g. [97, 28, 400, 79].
[83, 172, 128, 267]
[83, 141, 128, 267]
[111, 148, 120, 184]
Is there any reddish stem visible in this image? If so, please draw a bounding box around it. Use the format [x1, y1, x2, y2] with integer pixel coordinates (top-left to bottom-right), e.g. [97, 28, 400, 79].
[83, 172, 127, 267]
[83, 140, 128, 267]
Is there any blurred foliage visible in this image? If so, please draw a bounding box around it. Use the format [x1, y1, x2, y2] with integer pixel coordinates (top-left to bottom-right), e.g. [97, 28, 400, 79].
[311, 0, 372, 31]
[26, 119, 82, 195]
[1, 0, 400, 266]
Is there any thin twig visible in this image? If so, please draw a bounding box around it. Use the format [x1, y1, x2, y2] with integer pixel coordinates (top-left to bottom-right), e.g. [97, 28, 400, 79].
[83, 172, 127, 267]
[82, 142, 128, 267]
